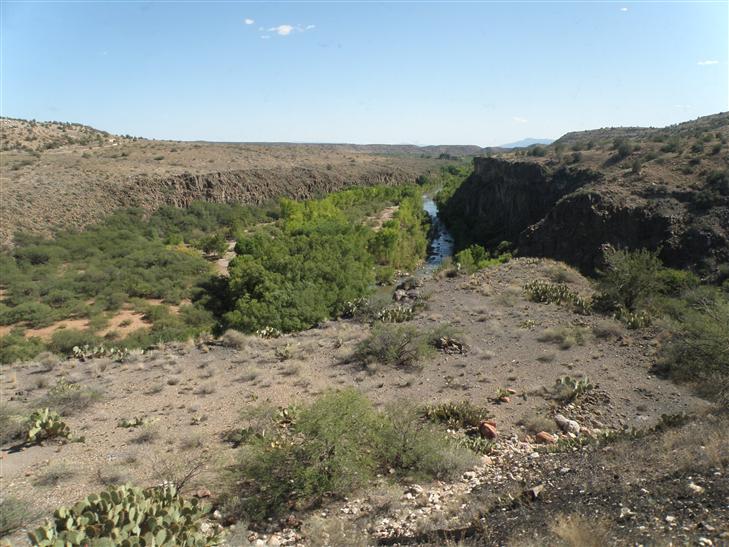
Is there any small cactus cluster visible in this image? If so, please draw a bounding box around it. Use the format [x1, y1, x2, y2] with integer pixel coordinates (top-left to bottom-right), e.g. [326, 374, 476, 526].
[28, 483, 221, 546]
[376, 305, 414, 323]
[423, 400, 491, 429]
[26, 408, 70, 444]
[554, 376, 594, 402]
[341, 297, 368, 318]
[616, 308, 652, 329]
[255, 326, 281, 339]
[118, 417, 148, 428]
[524, 281, 592, 315]
[73, 344, 129, 362]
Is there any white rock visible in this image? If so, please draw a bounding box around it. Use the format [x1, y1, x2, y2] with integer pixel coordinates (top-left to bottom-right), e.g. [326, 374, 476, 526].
[555, 413, 581, 434]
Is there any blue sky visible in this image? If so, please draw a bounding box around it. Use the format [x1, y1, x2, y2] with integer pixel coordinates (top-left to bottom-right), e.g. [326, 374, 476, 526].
[1, 1, 727, 146]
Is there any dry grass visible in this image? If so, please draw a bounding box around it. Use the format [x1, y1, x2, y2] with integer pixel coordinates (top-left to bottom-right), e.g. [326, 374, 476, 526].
[659, 416, 729, 470]
[591, 319, 624, 340]
[33, 463, 76, 487]
[548, 513, 611, 547]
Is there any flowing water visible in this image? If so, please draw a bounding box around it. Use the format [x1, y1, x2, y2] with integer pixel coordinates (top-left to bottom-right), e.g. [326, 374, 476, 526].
[420, 195, 455, 275]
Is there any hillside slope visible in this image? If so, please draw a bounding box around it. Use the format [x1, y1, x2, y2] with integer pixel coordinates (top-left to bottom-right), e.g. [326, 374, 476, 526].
[0, 119, 448, 246]
[442, 112, 729, 277]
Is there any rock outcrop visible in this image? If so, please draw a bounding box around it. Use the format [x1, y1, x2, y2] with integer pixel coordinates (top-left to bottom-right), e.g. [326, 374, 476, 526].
[442, 157, 729, 276]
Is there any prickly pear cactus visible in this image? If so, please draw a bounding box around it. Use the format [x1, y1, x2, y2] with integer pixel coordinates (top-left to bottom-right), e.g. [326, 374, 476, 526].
[26, 408, 70, 443]
[28, 483, 221, 546]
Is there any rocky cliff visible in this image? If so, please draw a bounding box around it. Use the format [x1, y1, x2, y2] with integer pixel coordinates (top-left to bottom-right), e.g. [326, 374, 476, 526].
[118, 166, 411, 211]
[443, 156, 729, 276]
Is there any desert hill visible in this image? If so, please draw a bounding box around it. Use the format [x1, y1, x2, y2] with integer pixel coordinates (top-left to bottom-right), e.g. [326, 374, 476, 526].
[441, 112, 729, 278]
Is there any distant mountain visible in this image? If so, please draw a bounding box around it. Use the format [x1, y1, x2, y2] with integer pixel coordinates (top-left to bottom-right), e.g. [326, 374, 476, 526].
[499, 138, 554, 149]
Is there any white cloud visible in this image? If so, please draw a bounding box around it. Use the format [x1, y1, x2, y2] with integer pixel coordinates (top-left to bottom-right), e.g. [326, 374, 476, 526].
[244, 18, 255, 25]
[270, 24, 294, 36]
[620, 7, 628, 11]
[512, 117, 528, 124]
[263, 24, 316, 37]
[698, 60, 719, 66]
[260, 35, 270, 40]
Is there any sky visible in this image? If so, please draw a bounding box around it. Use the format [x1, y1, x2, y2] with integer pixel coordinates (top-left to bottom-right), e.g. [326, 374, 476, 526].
[1, 1, 727, 146]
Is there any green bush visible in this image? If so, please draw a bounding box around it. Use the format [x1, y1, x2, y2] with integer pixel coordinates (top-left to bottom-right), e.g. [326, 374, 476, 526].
[48, 329, 100, 355]
[595, 248, 665, 312]
[658, 287, 729, 391]
[0, 331, 45, 364]
[29, 483, 219, 546]
[354, 323, 433, 368]
[454, 244, 510, 274]
[197, 232, 228, 257]
[226, 390, 476, 522]
[225, 187, 428, 333]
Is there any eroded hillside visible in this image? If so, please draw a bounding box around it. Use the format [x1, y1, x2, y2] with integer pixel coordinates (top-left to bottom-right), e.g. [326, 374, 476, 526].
[0, 118, 451, 246]
[441, 112, 729, 278]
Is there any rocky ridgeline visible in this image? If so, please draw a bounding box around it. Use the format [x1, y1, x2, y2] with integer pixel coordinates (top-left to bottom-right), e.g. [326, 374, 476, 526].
[443, 156, 729, 277]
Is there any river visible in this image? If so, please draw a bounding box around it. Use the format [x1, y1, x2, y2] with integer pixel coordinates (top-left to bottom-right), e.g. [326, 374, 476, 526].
[420, 195, 455, 275]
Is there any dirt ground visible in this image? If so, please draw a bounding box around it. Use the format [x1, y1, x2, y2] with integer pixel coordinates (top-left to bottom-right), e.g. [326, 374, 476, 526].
[2, 258, 724, 546]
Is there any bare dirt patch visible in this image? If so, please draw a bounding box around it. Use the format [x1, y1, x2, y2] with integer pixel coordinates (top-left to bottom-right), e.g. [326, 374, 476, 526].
[2, 259, 720, 545]
[24, 319, 91, 341]
[97, 310, 150, 338]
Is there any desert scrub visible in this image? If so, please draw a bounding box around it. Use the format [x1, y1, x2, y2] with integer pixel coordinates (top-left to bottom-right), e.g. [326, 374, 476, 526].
[454, 243, 511, 274]
[0, 497, 32, 537]
[0, 404, 27, 445]
[423, 400, 491, 429]
[592, 248, 698, 324]
[524, 280, 591, 315]
[224, 389, 476, 522]
[657, 286, 729, 401]
[537, 326, 590, 349]
[354, 323, 433, 369]
[39, 378, 102, 416]
[28, 483, 220, 546]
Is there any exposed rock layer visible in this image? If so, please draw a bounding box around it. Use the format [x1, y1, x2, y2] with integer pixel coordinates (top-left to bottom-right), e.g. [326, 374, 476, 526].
[443, 157, 729, 275]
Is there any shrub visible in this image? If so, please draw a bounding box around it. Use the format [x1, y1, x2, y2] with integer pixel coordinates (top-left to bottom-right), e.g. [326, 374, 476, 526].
[48, 329, 100, 355]
[454, 244, 510, 274]
[40, 379, 102, 416]
[354, 323, 432, 368]
[595, 248, 664, 312]
[658, 287, 729, 393]
[613, 138, 633, 160]
[591, 319, 624, 340]
[0, 331, 45, 364]
[0, 404, 27, 445]
[0, 497, 30, 537]
[226, 390, 475, 522]
[198, 232, 228, 257]
[538, 326, 589, 349]
[28, 483, 219, 546]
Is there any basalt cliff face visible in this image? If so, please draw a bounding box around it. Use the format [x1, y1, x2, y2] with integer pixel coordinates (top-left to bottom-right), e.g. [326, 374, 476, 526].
[443, 157, 729, 276]
[118, 166, 411, 210]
